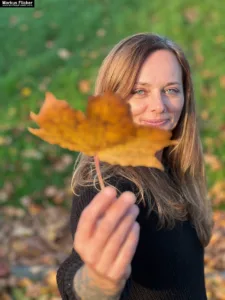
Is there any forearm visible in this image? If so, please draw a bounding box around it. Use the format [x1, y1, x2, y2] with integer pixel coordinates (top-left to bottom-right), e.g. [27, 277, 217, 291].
[73, 265, 123, 300]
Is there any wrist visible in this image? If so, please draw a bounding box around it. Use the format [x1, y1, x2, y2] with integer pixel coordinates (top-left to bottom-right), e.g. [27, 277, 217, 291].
[73, 265, 123, 300]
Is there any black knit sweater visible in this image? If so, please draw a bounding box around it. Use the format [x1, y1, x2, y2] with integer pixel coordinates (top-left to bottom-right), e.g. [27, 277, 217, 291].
[56, 176, 207, 300]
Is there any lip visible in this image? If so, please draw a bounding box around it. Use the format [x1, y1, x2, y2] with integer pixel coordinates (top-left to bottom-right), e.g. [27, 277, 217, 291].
[141, 119, 169, 127]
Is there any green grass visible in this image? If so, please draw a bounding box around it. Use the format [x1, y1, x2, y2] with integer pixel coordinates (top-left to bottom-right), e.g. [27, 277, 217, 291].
[0, 0, 225, 210]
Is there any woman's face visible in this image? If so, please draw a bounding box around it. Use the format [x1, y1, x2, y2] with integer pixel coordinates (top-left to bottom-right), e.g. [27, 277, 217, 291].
[127, 50, 184, 131]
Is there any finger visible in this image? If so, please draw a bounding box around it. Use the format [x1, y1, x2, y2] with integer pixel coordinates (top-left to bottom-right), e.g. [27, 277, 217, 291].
[94, 204, 139, 274]
[87, 192, 136, 262]
[124, 264, 132, 280]
[108, 221, 140, 282]
[75, 186, 117, 247]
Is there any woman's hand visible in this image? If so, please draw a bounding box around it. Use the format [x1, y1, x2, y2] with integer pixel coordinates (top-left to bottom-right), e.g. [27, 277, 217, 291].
[73, 186, 140, 297]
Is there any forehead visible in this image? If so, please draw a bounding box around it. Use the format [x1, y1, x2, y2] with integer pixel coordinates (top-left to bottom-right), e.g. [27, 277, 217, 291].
[137, 50, 182, 84]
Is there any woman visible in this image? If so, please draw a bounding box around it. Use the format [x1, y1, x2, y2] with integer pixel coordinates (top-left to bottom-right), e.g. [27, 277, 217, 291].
[56, 33, 214, 300]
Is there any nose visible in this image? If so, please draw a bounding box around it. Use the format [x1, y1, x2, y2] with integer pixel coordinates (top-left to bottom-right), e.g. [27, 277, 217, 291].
[147, 91, 166, 113]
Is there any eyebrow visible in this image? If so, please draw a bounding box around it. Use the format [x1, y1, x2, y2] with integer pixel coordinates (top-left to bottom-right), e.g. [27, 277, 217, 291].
[135, 81, 182, 87]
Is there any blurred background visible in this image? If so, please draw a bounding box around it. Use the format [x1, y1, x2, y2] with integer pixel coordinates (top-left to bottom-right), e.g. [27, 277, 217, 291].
[0, 0, 225, 299]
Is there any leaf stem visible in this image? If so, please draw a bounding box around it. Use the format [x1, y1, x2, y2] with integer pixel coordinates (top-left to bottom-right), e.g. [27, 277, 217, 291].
[94, 155, 105, 190]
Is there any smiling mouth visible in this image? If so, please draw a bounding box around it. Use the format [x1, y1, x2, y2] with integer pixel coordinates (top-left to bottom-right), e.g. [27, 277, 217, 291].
[141, 119, 169, 127]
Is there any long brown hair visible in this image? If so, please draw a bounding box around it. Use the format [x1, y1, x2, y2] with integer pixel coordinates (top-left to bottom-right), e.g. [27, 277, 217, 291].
[72, 33, 213, 247]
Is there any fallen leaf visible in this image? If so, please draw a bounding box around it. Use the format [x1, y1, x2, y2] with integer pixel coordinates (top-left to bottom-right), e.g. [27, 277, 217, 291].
[204, 137, 214, 148]
[208, 182, 225, 206]
[44, 186, 58, 198]
[206, 273, 225, 300]
[20, 196, 32, 207]
[21, 87, 31, 97]
[12, 225, 34, 237]
[18, 277, 33, 288]
[39, 76, 52, 91]
[192, 41, 204, 65]
[201, 69, 215, 79]
[33, 10, 44, 18]
[17, 49, 27, 57]
[28, 92, 177, 170]
[9, 15, 18, 25]
[25, 282, 44, 298]
[8, 107, 17, 118]
[204, 153, 222, 171]
[57, 48, 71, 60]
[2, 207, 25, 218]
[0, 292, 11, 300]
[53, 154, 73, 172]
[103, 18, 110, 25]
[0, 260, 10, 277]
[49, 22, 58, 29]
[22, 148, 43, 160]
[205, 211, 225, 269]
[89, 51, 99, 59]
[215, 35, 225, 44]
[201, 85, 217, 98]
[96, 28, 106, 37]
[201, 110, 209, 120]
[220, 76, 225, 89]
[77, 34, 84, 41]
[28, 204, 44, 216]
[0, 136, 12, 146]
[183, 7, 199, 24]
[44, 270, 57, 290]
[45, 40, 54, 49]
[0, 191, 7, 203]
[78, 80, 91, 93]
[52, 191, 65, 204]
[19, 24, 28, 32]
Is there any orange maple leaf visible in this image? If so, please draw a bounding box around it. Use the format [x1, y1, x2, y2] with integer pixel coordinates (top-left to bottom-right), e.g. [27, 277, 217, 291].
[28, 92, 177, 170]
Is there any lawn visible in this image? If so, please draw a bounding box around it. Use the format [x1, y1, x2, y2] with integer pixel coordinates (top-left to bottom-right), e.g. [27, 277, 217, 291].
[0, 0, 225, 209]
[0, 0, 225, 298]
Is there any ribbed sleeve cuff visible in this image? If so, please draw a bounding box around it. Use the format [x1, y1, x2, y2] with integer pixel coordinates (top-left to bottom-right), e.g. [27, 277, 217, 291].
[64, 260, 83, 300]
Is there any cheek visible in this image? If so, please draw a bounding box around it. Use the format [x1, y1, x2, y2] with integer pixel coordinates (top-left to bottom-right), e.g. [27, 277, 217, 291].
[128, 100, 147, 117]
[171, 97, 184, 122]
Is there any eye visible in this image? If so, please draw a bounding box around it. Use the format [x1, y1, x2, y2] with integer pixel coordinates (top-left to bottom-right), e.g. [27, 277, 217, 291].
[132, 89, 146, 96]
[164, 88, 180, 95]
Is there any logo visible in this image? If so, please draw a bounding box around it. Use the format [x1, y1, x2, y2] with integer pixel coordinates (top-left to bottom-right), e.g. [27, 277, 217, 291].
[0, 0, 35, 7]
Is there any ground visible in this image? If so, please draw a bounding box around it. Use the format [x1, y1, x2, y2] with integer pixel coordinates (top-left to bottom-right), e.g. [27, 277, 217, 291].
[0, 0, 225, 299]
